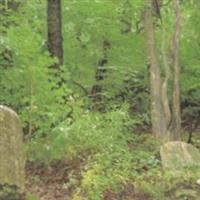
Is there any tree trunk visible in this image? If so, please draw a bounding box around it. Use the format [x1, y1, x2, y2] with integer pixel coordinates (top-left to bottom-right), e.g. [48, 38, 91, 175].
[47, 0, 63, 68]
[144, 0, 168, 139]
[171, 0, 181, 140]
[161, 26, 171, 128]
[0, 0, 20, 12]
[90, 40, 110, 112]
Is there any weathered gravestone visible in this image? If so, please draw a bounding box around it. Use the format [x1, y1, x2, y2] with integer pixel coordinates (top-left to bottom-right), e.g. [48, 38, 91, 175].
[161, 142, 200, 200]
[0, 105, 25, 191]
[160, 141, 200, 171]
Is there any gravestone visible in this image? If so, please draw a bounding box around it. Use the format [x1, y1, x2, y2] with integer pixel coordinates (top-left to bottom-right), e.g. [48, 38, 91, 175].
[0, 105, 25, 190]
[160, 141, 200, 171]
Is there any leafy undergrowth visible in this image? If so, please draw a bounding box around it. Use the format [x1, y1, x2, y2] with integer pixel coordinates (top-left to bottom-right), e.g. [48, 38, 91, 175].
[25, 161, 200, 200]
[26, 110, 200, 200]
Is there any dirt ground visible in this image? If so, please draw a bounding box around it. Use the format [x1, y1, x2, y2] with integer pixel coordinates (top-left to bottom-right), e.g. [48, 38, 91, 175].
[26, 160, 151, 200]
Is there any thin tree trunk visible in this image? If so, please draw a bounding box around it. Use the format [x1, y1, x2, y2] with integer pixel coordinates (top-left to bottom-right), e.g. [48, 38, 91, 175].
[161, 26, 171, 128]
[47, 0, 63, 68]
[144, 0, 167, 139]
[171, 0, 181, 140]
[90, 40, 110, 112]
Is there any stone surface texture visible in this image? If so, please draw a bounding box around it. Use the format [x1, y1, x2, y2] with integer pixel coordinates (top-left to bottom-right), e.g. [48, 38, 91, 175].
[0, 105, 25, 190]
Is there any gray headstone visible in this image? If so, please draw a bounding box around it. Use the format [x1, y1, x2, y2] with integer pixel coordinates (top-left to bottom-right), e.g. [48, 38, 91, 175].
[0, 105, 25, 190]
[160, 141, 200, 172]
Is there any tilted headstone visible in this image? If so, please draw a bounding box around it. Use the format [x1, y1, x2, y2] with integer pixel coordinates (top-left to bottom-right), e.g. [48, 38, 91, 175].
[0, 105, 25, 190]
[160, 141, 200, 171]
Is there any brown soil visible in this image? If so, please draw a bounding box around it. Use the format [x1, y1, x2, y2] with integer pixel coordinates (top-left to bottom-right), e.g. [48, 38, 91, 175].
[26, 159, 82, 200]
[26, 160, 151, 200]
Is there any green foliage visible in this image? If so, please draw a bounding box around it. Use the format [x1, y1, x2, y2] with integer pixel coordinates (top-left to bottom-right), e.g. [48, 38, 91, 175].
[0, 1, 200, 200]
[0, 1, 70, 136]
[1, 0, 199, 138]
[0, 184, 25, 200]
[27, 105, 163, 200]
[26, 194, 39, 200]
[27, 107, 131, 199]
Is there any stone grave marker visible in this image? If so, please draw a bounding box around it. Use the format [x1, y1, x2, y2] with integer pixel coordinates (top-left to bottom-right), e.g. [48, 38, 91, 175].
[0, 105, 25, 190]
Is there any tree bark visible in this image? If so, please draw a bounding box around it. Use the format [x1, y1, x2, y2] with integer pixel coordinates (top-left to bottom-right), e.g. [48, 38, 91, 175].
[144, 0, 167, 139]
[90, 40, 111, 112]
[171, 0, 181, 140]
[47, 0, 63, 68]
[161, 26, 171, 128]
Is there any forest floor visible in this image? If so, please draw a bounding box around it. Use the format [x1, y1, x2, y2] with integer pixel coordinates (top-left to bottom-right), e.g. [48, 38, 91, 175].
[26, 160, 81, 200]
[25, 158, 200, 200]
[25, 132, 200, 200]
[26, 160, 152, 200]
[25, 160, 151, 200]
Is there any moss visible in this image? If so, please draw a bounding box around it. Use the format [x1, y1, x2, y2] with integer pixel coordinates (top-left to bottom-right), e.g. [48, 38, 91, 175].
[0, 183, 25, 200]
